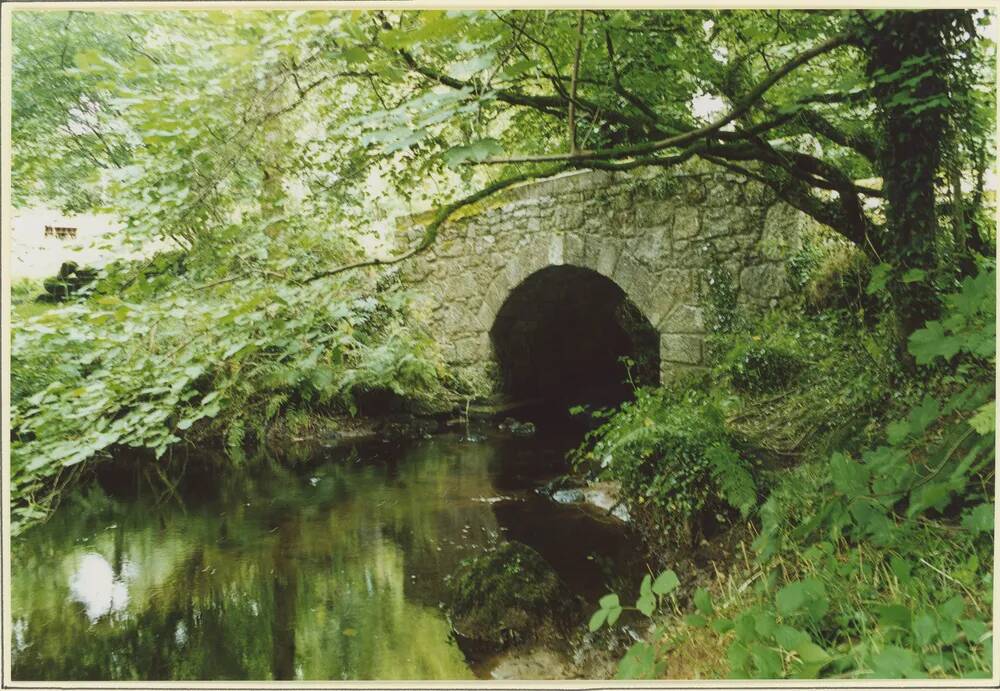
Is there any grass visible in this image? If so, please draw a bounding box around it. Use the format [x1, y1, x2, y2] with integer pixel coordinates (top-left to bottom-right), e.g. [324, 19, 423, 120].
[11, 278, 54, 320]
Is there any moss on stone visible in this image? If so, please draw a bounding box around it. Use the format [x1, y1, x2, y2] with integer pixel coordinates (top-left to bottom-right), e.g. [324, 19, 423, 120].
[445, 541, 575, 648]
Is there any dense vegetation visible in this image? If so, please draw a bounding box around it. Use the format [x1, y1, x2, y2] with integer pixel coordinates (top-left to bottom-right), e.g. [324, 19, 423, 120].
[9, 7, 996, 680]
[577, 248, 995, 678]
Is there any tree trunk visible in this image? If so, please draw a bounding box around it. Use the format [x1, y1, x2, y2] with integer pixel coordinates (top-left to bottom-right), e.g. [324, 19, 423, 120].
[864, 10, 965, 339]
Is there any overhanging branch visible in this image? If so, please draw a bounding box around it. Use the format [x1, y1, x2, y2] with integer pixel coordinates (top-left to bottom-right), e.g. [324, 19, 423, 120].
[473, 33, 852, 165]
[305, 166, 568, 283]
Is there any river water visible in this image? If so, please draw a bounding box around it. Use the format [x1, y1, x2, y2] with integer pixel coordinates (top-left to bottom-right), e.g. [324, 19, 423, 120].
[11, 423, 645, 681]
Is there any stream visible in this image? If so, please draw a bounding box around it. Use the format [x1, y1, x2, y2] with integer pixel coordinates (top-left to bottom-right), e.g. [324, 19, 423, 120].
[11, 420, 647, 681]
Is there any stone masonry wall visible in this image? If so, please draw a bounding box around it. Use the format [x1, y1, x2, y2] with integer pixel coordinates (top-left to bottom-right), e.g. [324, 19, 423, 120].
[394, 161, 816, 389]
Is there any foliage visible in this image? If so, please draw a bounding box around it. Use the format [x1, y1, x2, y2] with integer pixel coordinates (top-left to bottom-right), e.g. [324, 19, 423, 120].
[584, 262, 995, 680]
[444, 541, 574, 647]
[703, 264, 744, 337]
[10, 219, 447, 534]
[572, 384, 758, 549]
[6, 8, 997, 679]
[787, 234, 874, 315]
[11, 10, 995, 297]
[716, 333, 804, 394]
[11, 278, 45, 304]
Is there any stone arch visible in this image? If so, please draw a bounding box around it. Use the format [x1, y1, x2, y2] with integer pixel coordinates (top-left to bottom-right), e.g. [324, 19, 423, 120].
[487, 263, 661, 408]
[474, 233, 655, 336]
[395, 164, 819, 402]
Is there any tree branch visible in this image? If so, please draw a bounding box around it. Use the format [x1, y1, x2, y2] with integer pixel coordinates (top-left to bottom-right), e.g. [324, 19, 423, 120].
[305, 167, 568, 283]
[602, 17, 662, 127]
[475, 33, 852, 164]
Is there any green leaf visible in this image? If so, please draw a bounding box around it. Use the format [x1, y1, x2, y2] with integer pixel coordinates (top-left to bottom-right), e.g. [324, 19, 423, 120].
[599, 593, 620, 609]
[908, 321, 963, 364]
[960, 618, 988, 643]
[866, 263, 892, 294]
[961, 503, 994, 535]
[711, 618, 734, 634]
[685, 613, 707, 627]
[74, 49, 109, 72]
[636, 594, 656, 616]
[651, 569, 679, 595]
[891, 557, 913, 585]
[588, 608, 609, 632]
[877, 603, 911, 632]
[734, 612, 757, 642]
[754, 611, 777, 638]
[616, 641, 664, 679]
[341, 46, 368, 63]
[776, 578, 827, 620]
[870, 645, 924, 678]
[902, 268, 926, 283]
[939, 594, 965, 622]
[907, 481, 953, 517]
[912, 611, 938, 646]
[750, 642, 782, 677]
[830, 451, 869, 495]
[776, 581, 806, 617]
[693, 587, 714, 615]
[639, 574, 652, 597]
[969, 401, 995, 434]
[775, 624, 810, 650]
[499, 58, 539, 79]
[442, 138, 503, 168]
[607, 605, 623, 625]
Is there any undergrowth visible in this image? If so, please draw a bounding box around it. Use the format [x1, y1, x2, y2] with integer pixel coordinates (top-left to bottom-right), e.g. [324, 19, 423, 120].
[575, 258, 995, 680]
[9, 218, 453, 535]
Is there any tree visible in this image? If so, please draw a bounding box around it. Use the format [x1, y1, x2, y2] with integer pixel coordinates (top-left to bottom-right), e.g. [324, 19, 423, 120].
[11, 9, 996, 328]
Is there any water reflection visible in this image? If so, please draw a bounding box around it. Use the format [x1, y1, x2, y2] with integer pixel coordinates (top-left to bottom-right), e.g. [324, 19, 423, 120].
[68, 553, 135, 622]
[12, 429, 643, 681]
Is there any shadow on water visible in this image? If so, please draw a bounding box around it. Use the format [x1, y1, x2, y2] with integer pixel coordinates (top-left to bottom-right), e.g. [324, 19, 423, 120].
[11, 422, 647, 681]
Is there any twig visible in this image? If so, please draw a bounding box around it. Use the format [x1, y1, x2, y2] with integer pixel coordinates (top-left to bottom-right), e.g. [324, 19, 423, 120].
[474, 33, 851, 165]
[568, 11, 585, 153]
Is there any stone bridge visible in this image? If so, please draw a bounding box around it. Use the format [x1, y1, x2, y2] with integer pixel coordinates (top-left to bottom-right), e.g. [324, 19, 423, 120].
[396, 162, 817, 406]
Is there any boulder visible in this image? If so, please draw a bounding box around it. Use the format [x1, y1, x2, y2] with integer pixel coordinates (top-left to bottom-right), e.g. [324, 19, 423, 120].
[444, 541, 576, 649]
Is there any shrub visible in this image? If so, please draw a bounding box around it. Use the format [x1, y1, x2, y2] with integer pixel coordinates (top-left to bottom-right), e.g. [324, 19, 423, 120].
[719, 337, 803, 394]
[573, 385, 757, 552]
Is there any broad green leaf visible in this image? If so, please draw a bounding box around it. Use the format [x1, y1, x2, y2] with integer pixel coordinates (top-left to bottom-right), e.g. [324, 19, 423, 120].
[693, 587, 714, 615]
[684, 613, 707, 627]
[651, 569, 679, 595]
[830, 452, 868, 495]
[961, 503, 994, 535]
[969, 401, 995, 434]
[870, 646, 924, 678]
[442, 138, 503, 168]
[865, 263, 892, 295]
[912, 611, 938, 646]
[588, 607, 608, 632]
[616, 641, 663, 679]
[639, 573, 653, 596]
[599, 593, 620, 609]
[636, 593, 655, 616]
[607, 605, 623, 625]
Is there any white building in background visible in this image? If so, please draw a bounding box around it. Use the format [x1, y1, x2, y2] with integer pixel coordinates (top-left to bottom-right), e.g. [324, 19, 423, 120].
[10, 207, 159, 280]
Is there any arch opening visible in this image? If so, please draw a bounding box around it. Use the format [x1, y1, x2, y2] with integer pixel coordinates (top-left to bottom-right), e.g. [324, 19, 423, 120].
[490, 265, 660, 411]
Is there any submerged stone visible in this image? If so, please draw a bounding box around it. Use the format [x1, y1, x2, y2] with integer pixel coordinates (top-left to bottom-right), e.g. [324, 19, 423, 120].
[444, 541, 576, 649]
[498, 417, 537, 437]
[551, 489, 585, 504]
